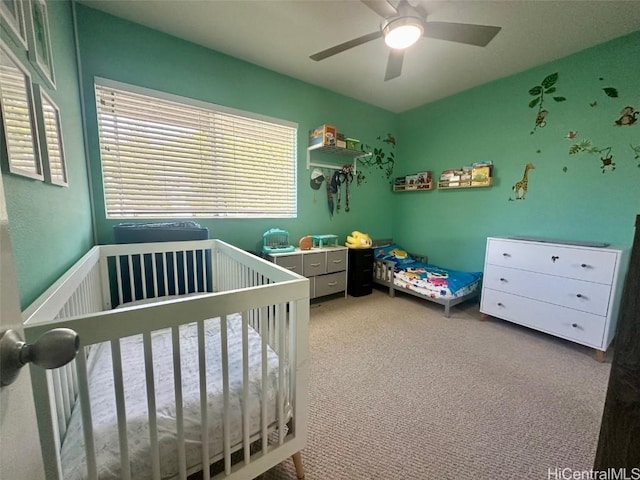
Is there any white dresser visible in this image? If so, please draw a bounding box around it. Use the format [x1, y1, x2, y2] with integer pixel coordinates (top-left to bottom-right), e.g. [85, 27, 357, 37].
[480, 237, 627, 357]
[267, 246, 348, 299]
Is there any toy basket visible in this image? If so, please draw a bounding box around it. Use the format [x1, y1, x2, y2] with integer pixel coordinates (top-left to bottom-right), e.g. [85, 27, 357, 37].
[262, 228, 295, 254]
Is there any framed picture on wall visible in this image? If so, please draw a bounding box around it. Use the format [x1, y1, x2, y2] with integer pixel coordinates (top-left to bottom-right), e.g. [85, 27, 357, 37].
[24, 0, 55, 89]
[0, 41, 44, 181]
[33, 83, 67, 186]
[0, 0, 28, 50]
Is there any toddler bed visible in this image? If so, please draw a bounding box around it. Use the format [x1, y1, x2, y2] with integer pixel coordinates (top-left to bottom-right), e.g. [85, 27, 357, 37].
[372, 240, 482, 317]
[22, 239, 309, 480]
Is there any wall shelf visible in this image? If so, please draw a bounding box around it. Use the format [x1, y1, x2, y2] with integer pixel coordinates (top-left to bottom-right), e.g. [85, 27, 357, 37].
[393, 171, 433, 192]
[306, 144, 371, 172]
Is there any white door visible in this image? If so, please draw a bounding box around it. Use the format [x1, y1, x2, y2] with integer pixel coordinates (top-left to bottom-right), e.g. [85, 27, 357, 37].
[0, 172, 45, 479]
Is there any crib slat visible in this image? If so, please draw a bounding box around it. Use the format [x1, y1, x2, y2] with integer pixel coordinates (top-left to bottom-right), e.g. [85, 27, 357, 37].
[51, 369, 66, 441]
[143, 331, 161, 480]
[111, 339, 131, 480]
[151, 253, 159, 298]
[59, 366, 71, 423]
[260, 306, 268, 455]
[277, 303, 286, 445]
[172, 326, 187, 480]
[173, 251, 179, 296]
[198, 319, 210, 480]
[127, 255, 135, 302]
[191, 250, 197, 293]
[75, 350, 98, 480]
[115, 256, 124, 305]
[162, 253, 170, 297]
[221, 315, 231, 475]
[140, 254, 148, 300]
[242, 311, 250, 464]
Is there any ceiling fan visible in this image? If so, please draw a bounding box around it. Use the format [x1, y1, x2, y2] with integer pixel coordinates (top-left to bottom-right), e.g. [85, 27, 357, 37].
[309, 0, 501, 81]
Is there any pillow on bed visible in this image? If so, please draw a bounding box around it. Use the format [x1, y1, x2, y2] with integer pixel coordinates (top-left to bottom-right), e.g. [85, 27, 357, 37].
[374, 243, 415, 266]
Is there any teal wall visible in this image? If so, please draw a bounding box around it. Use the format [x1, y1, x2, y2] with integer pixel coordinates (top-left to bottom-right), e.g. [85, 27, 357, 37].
[396, 31, 640, 272]
[1, 1, 93, 309]
[75, 5, 398, 252]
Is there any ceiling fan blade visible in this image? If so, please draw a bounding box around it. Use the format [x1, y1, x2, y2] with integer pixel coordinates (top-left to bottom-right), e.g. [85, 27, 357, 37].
[310, 31, 383, 61]
[361, 0, 398, 19]
[384, 49, 404, 81]
[424, 21, 501, 47]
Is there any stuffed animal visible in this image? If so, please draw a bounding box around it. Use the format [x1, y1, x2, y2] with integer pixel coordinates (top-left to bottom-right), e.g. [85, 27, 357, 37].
[345, 231, 372, 249]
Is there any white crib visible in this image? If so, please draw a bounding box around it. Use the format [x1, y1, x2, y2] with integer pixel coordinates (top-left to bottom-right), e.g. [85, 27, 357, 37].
[22, 239, 309, 480]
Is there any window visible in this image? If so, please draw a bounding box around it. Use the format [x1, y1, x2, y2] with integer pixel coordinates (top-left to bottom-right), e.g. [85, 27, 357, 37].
[94, 78, 297, 218]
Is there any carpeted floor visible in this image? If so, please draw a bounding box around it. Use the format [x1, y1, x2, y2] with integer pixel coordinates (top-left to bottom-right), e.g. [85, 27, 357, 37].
[261, 289, 611, 480]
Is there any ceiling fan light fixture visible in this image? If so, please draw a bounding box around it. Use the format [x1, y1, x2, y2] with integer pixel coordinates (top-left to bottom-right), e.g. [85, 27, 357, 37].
[383, 17, 424, 49]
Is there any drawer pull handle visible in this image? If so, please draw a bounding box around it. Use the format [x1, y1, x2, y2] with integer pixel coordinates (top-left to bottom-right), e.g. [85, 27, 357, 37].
[502, 253, 510, 257]
[581, 263, 588, 268]
[499, 277, 507, 282]
[576, 293, 583, 298]
[327, 281, 338, 286]
[497, 302, 504, 307]
[571, 323, 578, 328]
[286, 266, 295, 270]
[551, 255, 559, 263]
[332, 259, 342, 263]
[310, 263, 321, 267]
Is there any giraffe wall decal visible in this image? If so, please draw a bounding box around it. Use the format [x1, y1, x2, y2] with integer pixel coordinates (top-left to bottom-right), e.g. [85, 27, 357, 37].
[512, 162, 536, 200]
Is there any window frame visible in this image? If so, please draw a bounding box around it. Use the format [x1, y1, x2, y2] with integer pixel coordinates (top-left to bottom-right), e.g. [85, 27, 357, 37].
[94, 77, 298, 219]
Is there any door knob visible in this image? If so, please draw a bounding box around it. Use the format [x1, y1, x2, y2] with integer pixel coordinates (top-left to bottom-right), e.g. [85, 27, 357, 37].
[0, 328, 79, 387]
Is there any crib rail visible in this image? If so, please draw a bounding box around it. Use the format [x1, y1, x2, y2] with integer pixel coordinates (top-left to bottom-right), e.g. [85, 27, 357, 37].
[24, 239, 309, 480]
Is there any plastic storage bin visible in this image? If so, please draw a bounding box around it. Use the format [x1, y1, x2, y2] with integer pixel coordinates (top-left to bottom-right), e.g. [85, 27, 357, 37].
[112, 222, 210, 305]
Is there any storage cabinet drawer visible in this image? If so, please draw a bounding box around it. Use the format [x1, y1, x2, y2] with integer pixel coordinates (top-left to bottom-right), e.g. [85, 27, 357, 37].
[481, 288, 606, 348]
[483, 264, 613, 316]
[314, 272, 347, 298]
[348, 248, 374, 268]
[326, 250, 347, 273]
[486, 238, 618, 284]
[273, 255, 302, 275]
[303, 252, 326, 276]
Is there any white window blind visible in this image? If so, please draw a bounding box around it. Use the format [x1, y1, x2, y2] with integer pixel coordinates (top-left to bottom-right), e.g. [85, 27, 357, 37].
[94, 79, 297, 218]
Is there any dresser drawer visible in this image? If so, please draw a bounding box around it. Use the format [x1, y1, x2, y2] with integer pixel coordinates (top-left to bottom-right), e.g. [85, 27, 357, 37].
[272, 254, 302, 275]
[314, 272, 347, 298]
[481, 288, 607, 348]
[303, 252, 326, 276]
[326, 250, 347, 273]
[486, 238, 618, 284]
[483, 264, 613, 316]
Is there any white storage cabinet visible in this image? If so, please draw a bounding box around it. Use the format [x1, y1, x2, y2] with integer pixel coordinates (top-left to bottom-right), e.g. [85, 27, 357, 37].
[480, 237, 627, 359]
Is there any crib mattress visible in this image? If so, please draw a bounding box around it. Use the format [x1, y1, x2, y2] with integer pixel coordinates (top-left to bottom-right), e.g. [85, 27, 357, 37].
[60, 313, 286, 480]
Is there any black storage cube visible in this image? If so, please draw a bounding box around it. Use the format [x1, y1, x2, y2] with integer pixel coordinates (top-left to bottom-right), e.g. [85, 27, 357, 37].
[348, 248, 374, 297]
[113, 222, 210, 305]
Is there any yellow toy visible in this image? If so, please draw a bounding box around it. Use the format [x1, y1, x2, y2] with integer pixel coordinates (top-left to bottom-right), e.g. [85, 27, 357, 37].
[345, 231, 372, 249]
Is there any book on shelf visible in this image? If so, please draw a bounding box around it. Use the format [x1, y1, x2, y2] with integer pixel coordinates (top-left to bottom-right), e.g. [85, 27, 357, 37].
[416, 171, 432, 189]
[471, 164, 492, 186]
[405, 174, 419, 190]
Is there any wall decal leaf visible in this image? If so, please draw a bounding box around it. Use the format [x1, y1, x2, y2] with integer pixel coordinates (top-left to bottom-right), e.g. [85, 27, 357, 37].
[529, 97, 540, 108]
[553, 96, 567, 102]
[603, 87, 618, 98]
[542, 73, 558, 88]
[545, 87, 556, 94]
[529, 86, 542, 96]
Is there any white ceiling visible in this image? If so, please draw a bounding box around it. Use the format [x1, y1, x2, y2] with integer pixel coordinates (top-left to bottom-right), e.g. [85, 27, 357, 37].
[79, 0, 640, 113]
